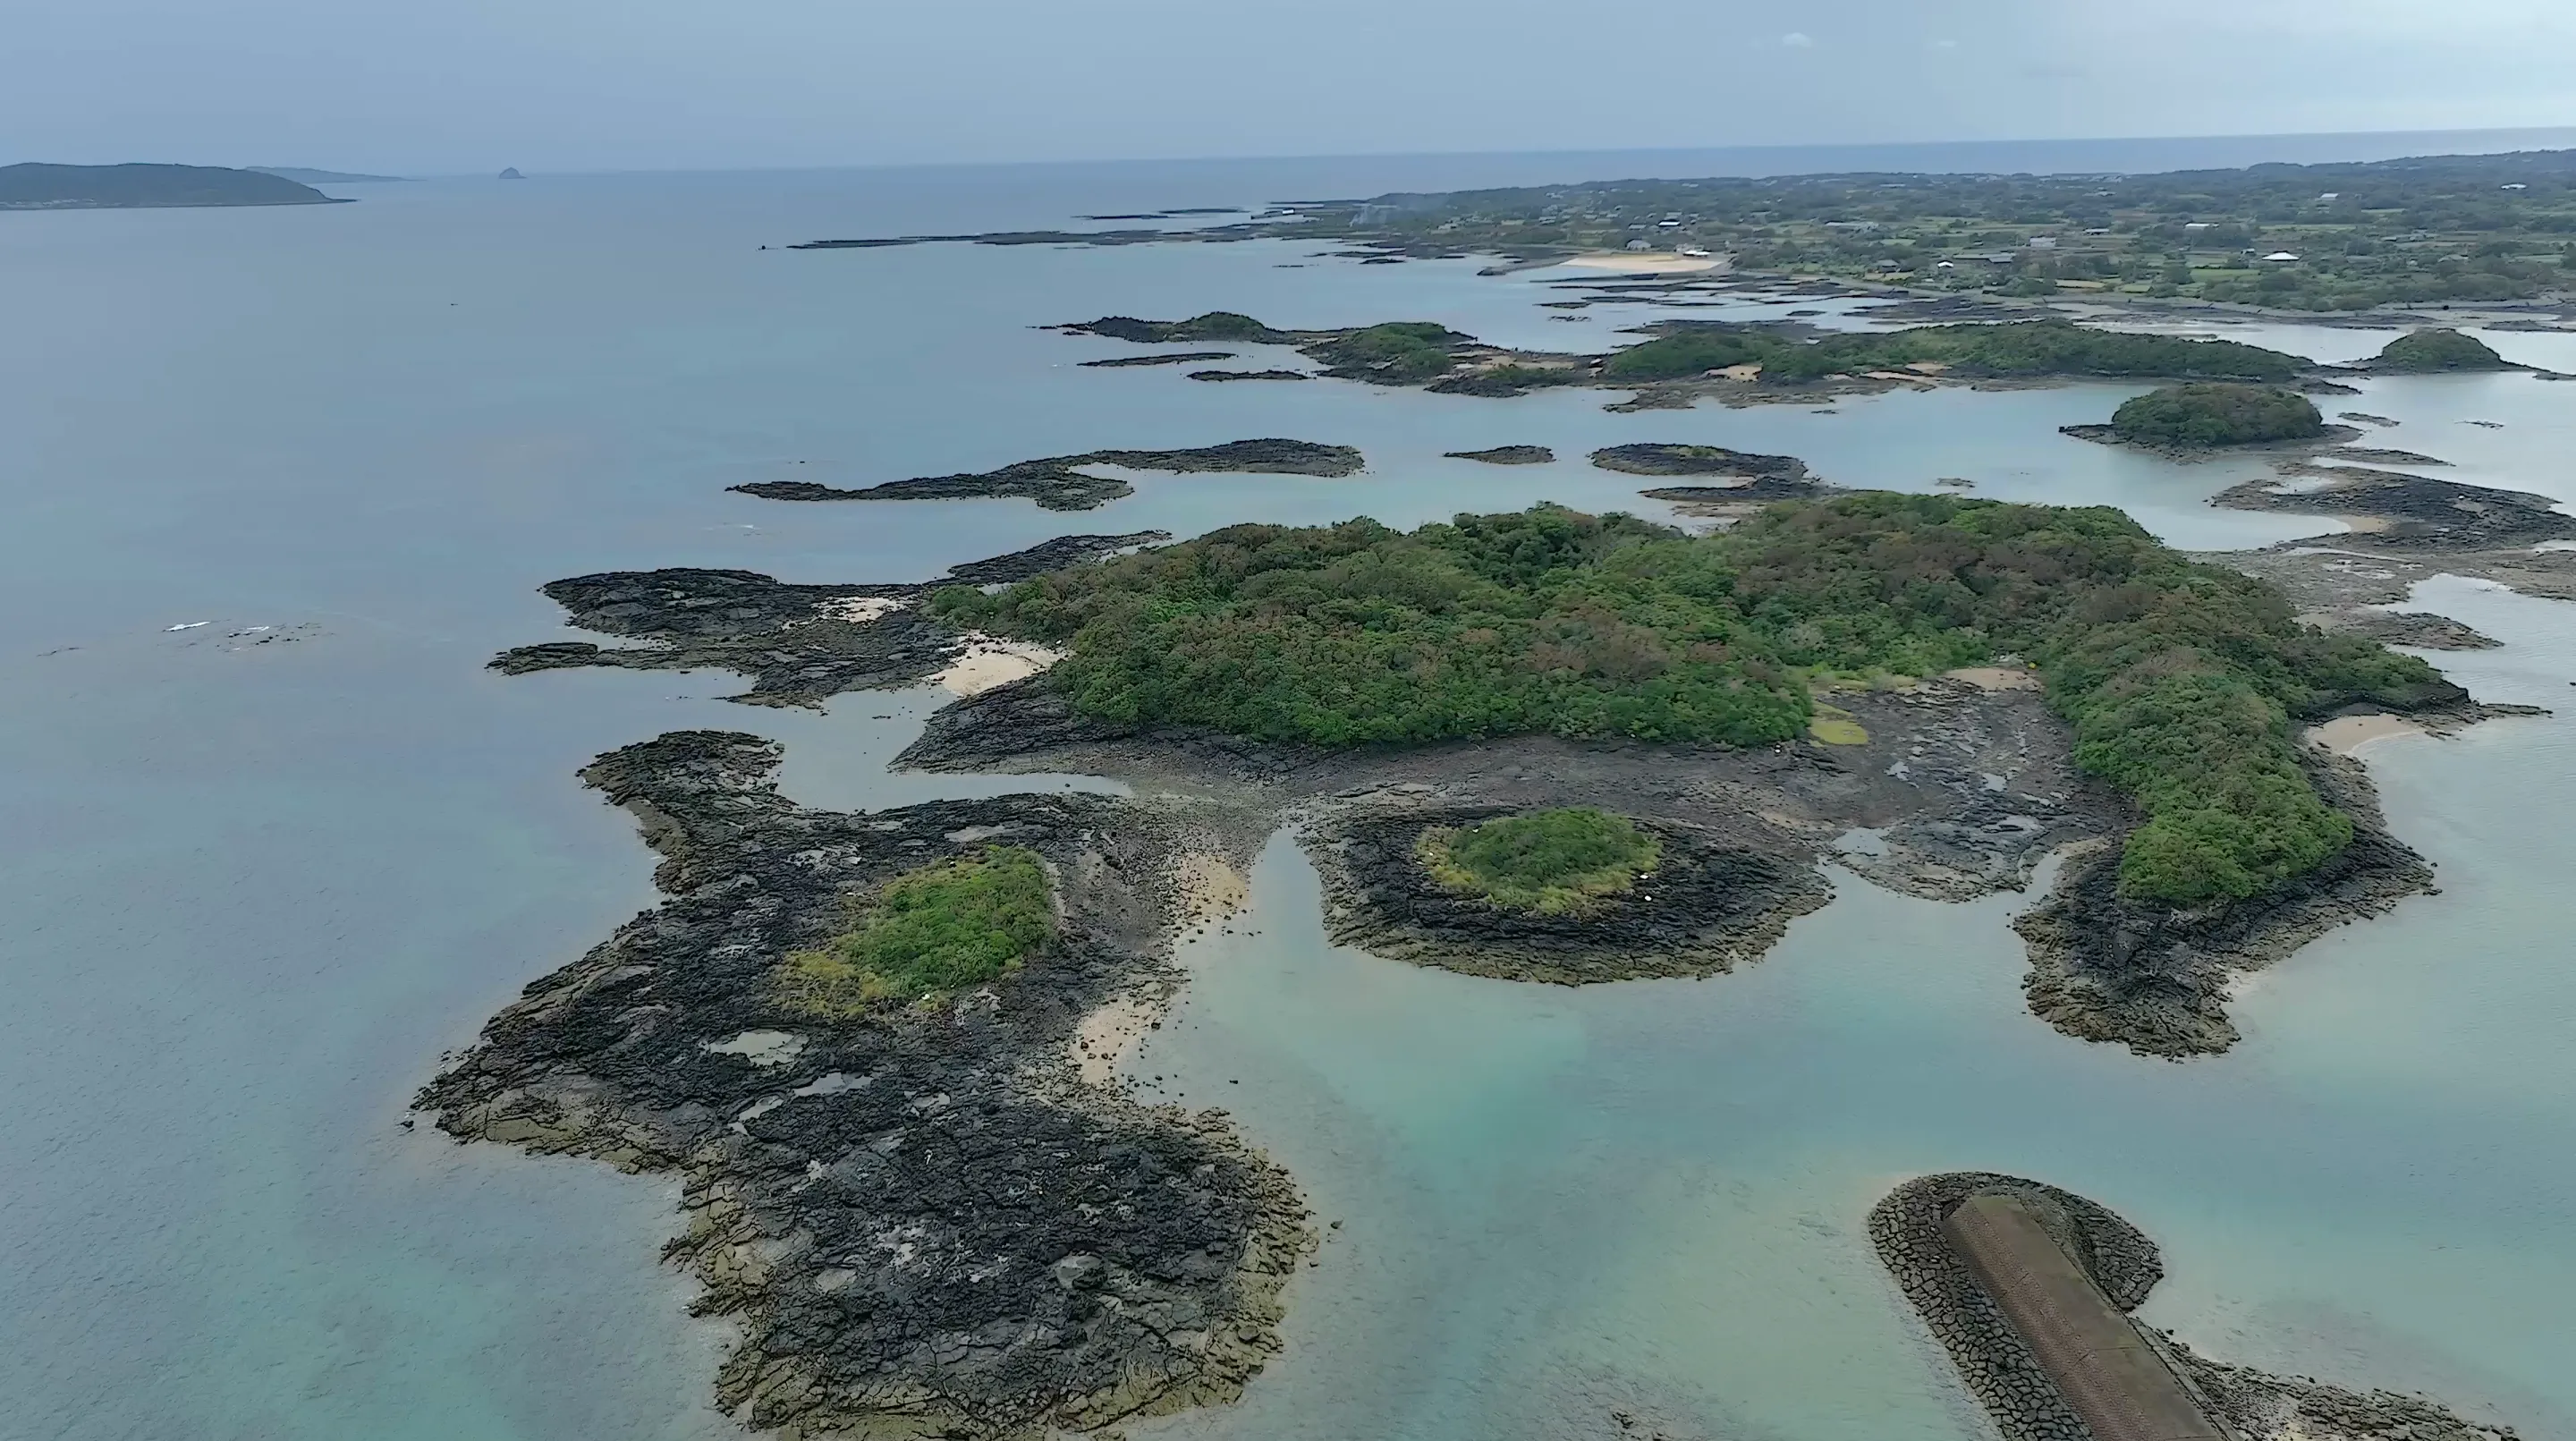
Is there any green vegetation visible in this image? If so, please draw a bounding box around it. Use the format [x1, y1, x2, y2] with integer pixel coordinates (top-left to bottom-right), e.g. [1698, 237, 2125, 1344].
[2106, 384, 2325, 448]
[1419, 808, 1662, 915]
[0, 161, 339, 210]
[934, 498, 2451, 907]
[2370, 327, 2512, 372]
[776, 846, 1054, 1012]
[1603, 319, 2306, 386]
[1307, 321, 1465, 382]
[1237, 149, 2576, 312]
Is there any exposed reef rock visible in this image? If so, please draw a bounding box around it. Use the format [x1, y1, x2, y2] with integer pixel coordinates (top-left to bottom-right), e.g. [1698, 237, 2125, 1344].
[487, 533, 1163, 706]
[419, 731, 1309, 1441]
[2216, 467, 2576, 552]
[1308, 804, 1830, 984]
[731, 440, 1362, 511]
[2012, 750, 2437, 1057]
[1589, 443, 1820, 483]
[1078, 351, 1238, 369]
[1186, 369, 1309, 383]
[899, 674, 2116, 984]
[1444, 445, 1555, 465]
[2059, 421, 2365, 456]
[2332, 610, 2503, 650]
[1874, 1174, 2519, 1441]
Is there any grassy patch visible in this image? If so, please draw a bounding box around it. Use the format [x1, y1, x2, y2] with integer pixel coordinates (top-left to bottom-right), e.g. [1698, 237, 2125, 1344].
[1418, 808, 1662, 915]
[777, 846, 1054, 1013]
[1807, 705, 1869, 745]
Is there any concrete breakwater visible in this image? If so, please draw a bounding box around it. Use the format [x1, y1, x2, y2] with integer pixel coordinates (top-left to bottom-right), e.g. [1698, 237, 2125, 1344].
[1941, 1192, 2224, 1441]
[1871, 1174, 2519, 1441]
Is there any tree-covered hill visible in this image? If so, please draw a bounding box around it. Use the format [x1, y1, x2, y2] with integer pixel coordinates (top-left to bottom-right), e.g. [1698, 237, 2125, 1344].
[933, 499, 2453, 906]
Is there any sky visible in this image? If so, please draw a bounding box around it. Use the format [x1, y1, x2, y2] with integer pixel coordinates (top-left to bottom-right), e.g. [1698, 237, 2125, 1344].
[6, 0, 2575, 174]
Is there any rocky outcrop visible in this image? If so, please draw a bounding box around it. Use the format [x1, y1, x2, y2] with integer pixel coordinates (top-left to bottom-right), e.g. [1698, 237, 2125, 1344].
[1307, 805, 1832, 984]
[419, 731, 1309, 1441]
[1589, 443, 1821, 484]
[1444, 445, 1555, 465]
[487, 533, 1164, 706]
[732, 440, 1363, 511]
[2216, 467, 2576, 552]
[2013, 750, 2436, 1057]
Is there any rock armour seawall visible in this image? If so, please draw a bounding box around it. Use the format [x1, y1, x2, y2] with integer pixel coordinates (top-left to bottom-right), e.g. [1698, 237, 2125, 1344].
[1874, 1174, 2521, 1441]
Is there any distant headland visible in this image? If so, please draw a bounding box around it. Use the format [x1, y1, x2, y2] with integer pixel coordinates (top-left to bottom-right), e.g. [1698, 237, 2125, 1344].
[0, 163, 343, 210]
[249, 166, 407, 184]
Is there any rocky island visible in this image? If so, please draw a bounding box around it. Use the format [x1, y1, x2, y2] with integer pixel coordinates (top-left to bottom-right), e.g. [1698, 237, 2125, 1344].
[2061, 382, 2334, 453]
[1063, 310, 2324, 410]
[731, 439, 1364, 511]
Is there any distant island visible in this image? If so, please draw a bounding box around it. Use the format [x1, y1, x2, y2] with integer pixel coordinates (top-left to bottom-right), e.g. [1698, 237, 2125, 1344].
[799, 147, 2576, 315]
[1058, 310, 2319, 406]
[249, 166, 406, 184]
[0, 163, 342, 210]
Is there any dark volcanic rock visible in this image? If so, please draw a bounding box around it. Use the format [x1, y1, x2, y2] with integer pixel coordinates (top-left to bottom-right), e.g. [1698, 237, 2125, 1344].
[2336, 610, 2503, 650]
[1590, 443, 1820, 486]
[1310, 806, 1832, 984]
[419, 732, 1308, 1441]
[731, 440, 1362, 511]
[1875, 1174, 2519, 1441]
[2060, 421, 2367, 456]
[487, 533, 1164, 706]
[1185, 369, 1310, 383]
[2216, 468, 2576, 552]
[2013, 750, 2438, 1057]
[1079, 351, 1240, 368]
[1444, 445, 1556, 465]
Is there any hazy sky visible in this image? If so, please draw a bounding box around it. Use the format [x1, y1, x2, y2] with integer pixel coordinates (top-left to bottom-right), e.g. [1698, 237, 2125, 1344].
[8, 0, 2574, 173]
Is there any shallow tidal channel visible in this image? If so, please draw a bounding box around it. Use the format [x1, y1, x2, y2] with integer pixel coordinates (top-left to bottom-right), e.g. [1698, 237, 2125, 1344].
[1124, 579, 2576, 1441]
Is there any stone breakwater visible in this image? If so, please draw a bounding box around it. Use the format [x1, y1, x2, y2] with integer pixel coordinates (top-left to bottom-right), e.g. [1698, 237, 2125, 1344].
[1872, 1174, 2519, 1441]
[418, 731, 1309, 1440]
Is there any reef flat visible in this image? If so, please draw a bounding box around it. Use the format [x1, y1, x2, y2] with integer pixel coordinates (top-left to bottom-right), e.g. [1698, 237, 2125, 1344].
[732, 440, 1363, 511]
[419, 732, 1309, 1440]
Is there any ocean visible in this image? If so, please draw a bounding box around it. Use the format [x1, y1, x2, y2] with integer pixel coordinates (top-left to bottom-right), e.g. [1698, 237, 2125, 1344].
[3, 144, 2572, 1440]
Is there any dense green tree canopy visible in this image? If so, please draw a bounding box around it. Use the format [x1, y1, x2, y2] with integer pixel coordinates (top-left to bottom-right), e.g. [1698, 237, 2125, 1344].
[2371, 327, 2511, 372]
[2107, 384, 2326, 447]
[1604, 320, 2306, 386]
[934, 499, 2445, 906]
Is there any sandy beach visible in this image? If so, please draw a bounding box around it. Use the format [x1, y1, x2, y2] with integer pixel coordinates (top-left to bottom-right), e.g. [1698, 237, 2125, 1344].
[2308, 712, 2428, 755]
[935, 636, 1065, 695]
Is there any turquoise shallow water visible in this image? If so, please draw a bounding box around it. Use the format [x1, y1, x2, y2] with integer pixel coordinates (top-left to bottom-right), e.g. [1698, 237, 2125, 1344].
[2, 165, 2572, 1440]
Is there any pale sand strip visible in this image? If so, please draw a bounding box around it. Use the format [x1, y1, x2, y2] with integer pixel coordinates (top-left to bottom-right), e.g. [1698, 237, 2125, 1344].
[2308, 713, 2427, 756]
[1945, 665, 2040, 691]
[1556, 252, 1725, 274]
[935, 637, 1065, 695]
[1068, 854, 1250, 1088]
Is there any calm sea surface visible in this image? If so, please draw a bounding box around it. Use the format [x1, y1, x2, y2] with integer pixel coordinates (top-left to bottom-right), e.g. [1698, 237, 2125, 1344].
[3, 154, 2572, 1441]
